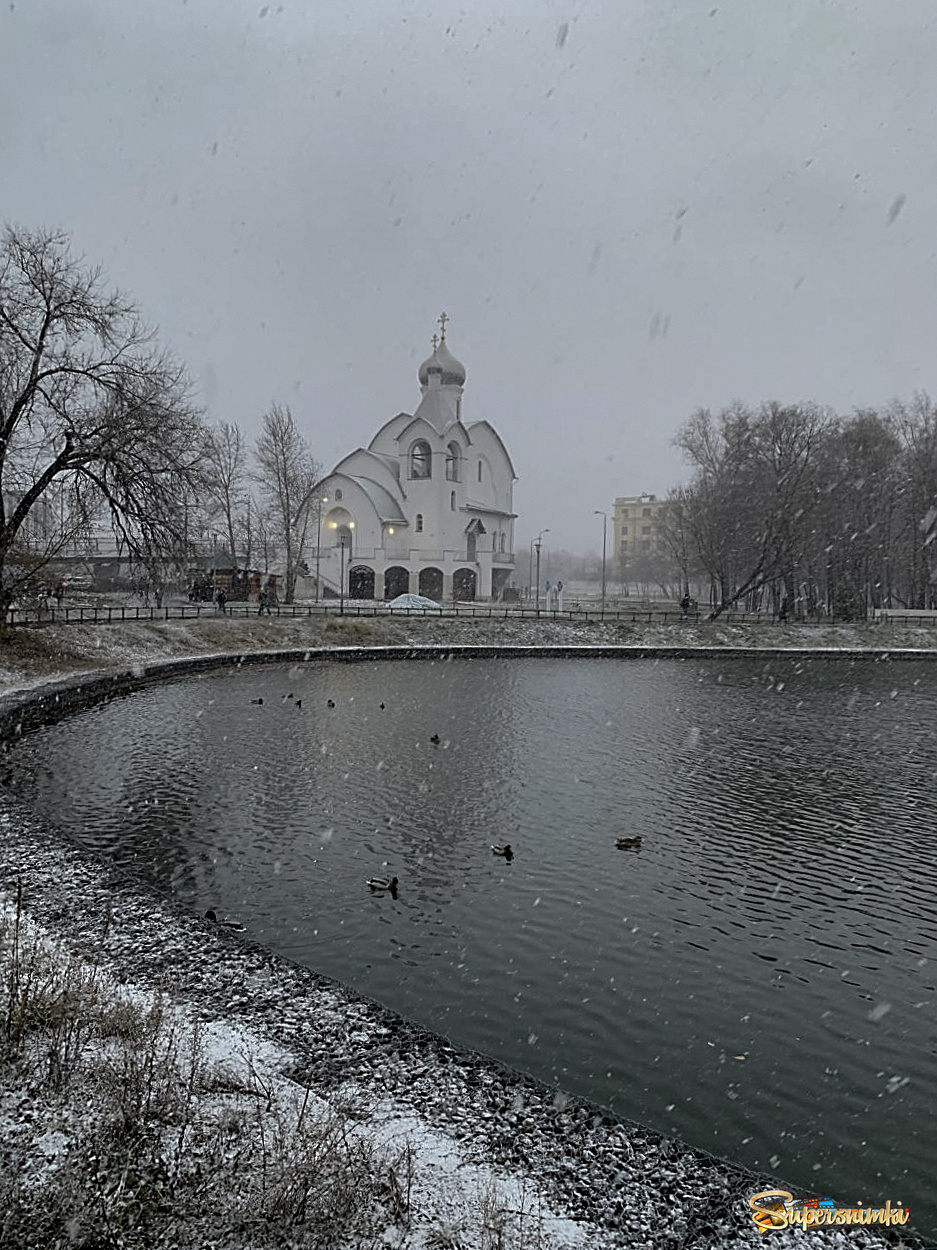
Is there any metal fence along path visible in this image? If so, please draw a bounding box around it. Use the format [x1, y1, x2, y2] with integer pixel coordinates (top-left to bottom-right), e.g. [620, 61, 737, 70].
[1, 601, 861, 628]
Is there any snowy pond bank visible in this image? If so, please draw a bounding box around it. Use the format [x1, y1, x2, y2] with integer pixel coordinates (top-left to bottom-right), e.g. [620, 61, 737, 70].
[0, 617, 932, 1247]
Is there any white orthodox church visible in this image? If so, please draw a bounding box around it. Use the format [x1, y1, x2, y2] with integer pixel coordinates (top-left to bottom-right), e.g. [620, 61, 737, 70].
[314, 318, 517, 603]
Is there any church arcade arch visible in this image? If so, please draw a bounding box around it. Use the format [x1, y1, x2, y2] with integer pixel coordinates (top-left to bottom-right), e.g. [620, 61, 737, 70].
[384, 566, 410, 599]
[453, 568, 476, 601]
[419, 567, 443, 601]
[349, 565, 375, 599]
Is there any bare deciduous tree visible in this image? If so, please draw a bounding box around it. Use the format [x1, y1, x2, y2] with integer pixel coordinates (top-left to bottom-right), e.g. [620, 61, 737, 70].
[254, 404, 320, 604]
[0, 226, 204, 615]
[203, 420, 251, 572]
[673, 402, 830, 619]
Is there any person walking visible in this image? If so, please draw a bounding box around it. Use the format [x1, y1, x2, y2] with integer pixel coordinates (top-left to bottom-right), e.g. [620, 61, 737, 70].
[215, 588, 227, 615]
[258, 588, 269, 616]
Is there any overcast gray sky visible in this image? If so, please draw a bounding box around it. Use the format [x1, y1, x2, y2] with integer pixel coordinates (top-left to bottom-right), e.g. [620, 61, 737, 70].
[2, 0, 935, 551]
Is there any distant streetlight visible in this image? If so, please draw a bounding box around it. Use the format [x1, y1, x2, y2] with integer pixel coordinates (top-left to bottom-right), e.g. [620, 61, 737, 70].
[315, 494, 328, 603]
[535, 528, 550, 616]
[339, 535, 348, 617]
[594, 510, 607, 613]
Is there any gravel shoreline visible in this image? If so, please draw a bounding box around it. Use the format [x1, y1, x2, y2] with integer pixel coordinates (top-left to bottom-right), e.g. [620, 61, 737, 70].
[1, 616, 932, 1247]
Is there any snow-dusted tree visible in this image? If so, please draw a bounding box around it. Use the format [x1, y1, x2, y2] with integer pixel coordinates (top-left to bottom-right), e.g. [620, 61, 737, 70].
[674, 402, 831, 619]
[253, 404, 320, 604]
[887, 393, 937, 609]
[0, 226, 204, 615]
[203, 420, 252, 572]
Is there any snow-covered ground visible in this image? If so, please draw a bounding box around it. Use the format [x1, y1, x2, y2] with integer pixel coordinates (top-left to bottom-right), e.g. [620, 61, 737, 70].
[1, 615, 929, 1248]
[3, 612, 937, 697]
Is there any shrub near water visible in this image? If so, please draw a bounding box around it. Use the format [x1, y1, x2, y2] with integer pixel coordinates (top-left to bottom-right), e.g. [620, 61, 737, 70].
[0, 887, 410, 1249]
[0, 888, 566, 1249]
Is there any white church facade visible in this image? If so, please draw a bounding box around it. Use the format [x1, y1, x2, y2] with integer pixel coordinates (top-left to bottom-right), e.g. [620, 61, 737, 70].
[313, 320, 517, 603]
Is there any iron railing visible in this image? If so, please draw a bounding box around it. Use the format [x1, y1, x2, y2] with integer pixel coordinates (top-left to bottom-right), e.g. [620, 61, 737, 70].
[1, 602, 863, 628]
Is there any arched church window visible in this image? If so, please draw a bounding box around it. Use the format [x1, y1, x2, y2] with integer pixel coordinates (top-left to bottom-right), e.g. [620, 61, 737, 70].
[445, 442, 460, 482]
[415, 514, 424, 533]
[409, 440, 432, 479]
[450, 491, 456, 511]
[334, 488, 343, 500]
[477, 461, 483, 483]
[500, 531, 506, 552]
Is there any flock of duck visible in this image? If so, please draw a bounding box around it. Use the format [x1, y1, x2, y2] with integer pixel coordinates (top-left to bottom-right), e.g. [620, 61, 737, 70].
[205, 694, 644, 925]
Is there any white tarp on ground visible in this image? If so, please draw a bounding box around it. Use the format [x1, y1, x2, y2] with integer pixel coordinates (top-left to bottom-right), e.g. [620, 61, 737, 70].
[385, 593, 442, 610]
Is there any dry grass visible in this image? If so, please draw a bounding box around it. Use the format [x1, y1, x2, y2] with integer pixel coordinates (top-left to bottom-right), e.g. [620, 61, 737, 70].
[0, 614, 410, 687]
[0, 884, 405, 1248]
[0, 884, 569, 1249]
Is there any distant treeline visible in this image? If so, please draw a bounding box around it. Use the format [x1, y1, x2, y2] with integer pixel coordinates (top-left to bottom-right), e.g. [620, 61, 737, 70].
[664, 395, 937, 620]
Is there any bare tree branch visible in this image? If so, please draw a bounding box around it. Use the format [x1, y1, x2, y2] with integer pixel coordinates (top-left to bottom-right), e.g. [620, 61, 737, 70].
[0, 225, 205, 612]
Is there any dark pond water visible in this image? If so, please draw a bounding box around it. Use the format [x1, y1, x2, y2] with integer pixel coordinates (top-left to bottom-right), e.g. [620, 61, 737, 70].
[3, 656, 936, 1237]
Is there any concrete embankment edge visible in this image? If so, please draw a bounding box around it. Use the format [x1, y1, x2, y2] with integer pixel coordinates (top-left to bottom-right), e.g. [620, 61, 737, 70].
[3, 640, 936, 745]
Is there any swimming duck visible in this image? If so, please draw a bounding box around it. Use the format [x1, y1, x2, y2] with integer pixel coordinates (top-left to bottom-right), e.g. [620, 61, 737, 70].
[204, 909, 246, 932]
[379, 702, 385, 710]
[615, 836, 643, 850]
[491, 844, 514, 860]
[367, 876, 398, 894]
[250, 697, 264, 705]
[327, 699, 336, 708]
[429, 734, 441, 745]
[295, 699, 302, 708]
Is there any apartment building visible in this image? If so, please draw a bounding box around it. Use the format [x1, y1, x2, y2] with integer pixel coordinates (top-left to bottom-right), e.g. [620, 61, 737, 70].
[612, 493, 669, 571]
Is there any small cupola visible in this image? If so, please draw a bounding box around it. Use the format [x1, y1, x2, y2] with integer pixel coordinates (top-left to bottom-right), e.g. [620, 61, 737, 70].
[417, 312, 466, 391]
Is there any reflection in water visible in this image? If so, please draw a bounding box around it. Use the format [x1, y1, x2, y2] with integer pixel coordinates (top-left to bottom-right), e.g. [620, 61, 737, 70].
[3, 656, 936, 1236]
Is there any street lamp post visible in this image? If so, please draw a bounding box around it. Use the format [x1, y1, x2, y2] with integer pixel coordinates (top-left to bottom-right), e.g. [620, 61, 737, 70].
[594, 510, 607, 613]
[339, 536, 347, 617]
[528, 539, 535, 603]
[534, 528, 550, 616]
[315, 495, 328, 603]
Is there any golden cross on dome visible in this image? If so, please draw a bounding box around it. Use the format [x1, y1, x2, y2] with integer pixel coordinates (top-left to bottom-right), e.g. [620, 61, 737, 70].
[431, 332, 439, 350]
[437, 310, 449, 340]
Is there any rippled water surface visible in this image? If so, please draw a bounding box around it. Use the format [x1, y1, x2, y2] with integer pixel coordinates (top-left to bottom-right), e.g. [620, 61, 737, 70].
[4, 656, 937, 1235]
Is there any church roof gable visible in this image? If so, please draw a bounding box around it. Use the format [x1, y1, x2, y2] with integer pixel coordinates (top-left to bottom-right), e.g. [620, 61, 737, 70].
[396, 413, 447, 445]
[344, 475, 407, 523]
[467, 420, 517, 479]
[368, 412, 412, 452]
[327, 448, 401, 496]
